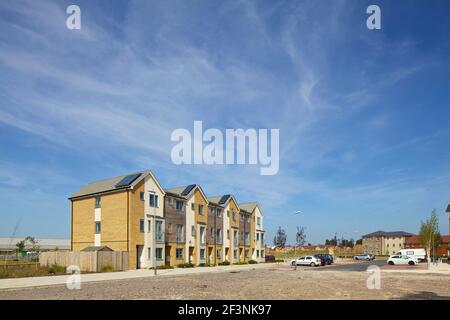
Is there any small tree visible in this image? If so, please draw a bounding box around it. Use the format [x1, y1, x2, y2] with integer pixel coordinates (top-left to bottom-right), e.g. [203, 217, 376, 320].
[419, 209, 441, 264]
[273, 226, 287, 248]
[295, 227, 306, 248]
[15, 240, 25, 258]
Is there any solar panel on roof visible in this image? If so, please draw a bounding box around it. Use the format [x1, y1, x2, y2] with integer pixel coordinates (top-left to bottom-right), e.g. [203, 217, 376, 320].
[219, 194, 230, 205]
[181, 184, 196, 196]
[115, 173, 141, 188]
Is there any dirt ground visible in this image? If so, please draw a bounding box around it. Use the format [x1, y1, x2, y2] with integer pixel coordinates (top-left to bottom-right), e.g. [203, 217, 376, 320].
[0, 264, 449, 300]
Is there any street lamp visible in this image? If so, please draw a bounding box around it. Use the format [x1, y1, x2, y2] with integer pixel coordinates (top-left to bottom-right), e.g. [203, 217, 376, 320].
[149, 190, 157, 276]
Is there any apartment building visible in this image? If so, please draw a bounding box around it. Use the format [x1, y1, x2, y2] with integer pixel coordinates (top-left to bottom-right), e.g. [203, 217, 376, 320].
[362, 231, 414, 255]
[239, 202, 265, 262]
[71, 171, 266, 269]
[70, 171, 166, 269]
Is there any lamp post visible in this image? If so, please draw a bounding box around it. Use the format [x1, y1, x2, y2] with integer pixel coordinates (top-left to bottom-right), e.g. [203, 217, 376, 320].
[149, 190, 157, 276]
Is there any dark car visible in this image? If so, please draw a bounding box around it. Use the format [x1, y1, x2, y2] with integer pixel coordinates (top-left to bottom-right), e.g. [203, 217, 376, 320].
[314, 254, 334, 265]
[265, 255, 276, 263]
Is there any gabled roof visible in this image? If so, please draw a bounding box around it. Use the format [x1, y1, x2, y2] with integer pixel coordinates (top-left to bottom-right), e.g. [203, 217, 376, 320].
[362, 230, 414, 238]
[70, 170, 165, 199]
[208, 194, 239, 209]
[165, 184, 209, 204]
[239, 202, 263, 215]
[81, 246, 113, 252]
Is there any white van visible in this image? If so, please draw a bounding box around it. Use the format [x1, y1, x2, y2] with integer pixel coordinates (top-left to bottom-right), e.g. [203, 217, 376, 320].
[395, 249, 426, 261]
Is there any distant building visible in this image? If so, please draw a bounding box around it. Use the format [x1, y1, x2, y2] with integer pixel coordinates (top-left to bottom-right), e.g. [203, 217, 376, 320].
[404, 235, 450, 257]
[362, 231, 414, 255]
[0, 237, 70, 255]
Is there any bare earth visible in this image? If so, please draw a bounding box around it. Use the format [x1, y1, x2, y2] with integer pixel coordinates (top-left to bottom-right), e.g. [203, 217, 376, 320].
[0, 264, 449, 300]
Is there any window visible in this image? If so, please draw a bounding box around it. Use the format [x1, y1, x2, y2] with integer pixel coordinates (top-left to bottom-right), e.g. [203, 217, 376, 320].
[167, 223, 173, 233]
[156, 248, 163, 260]
[156, 221, 163, 241]
[191, 203, 195, 211]
[227, 210, 230, 217]
[210, 227, 214, 238]
[217, 249, 221, 259]
[232, 211, 236, 221]
[261, 250, 264, 258]
[245, 249, 249, 258]
[147, 220, 151, 233]
[140, 192, 145, 201]
[147, 248, 151, 259]
[217, 209, 222, 218]
[217, 229, 222, 243]
[200, 226, 206, 245]
[257, 217, 261, 226]
[95, 196, 101, 208]
[198, 204, 203, 215]
[200, 248, 205, 259]
[176, 248, 183, 259]
[256, 233, 260, 241]
[168, 197, 173, 206]
[176, 200, 183, 211]
[140, 219, 145, 233]
[227, 229, 230, 240]
[95, 222, 101, 234]
[149, 194, 158, 207]
[176, 225, 183, 242]
[233, 249, 238, 259]
[191, 225, 196, 237]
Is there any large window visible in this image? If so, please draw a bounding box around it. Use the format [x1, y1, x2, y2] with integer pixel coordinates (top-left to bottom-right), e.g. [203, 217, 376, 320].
[176, 224, 183, 242]
[95, 221, 101, 234]
[156, 248, 163, 260]
[200, 226, 206, 245]
[233, 249, 238, 259]
[232, 211, 236, 221]
[140, 219, 144, 233]
[140, 192, 145, 201]
[176, 200, 183, 211]
[257, 217, 261, 226]
[176, 248, 183, 259]
[149, 194, 158, 207]
[200, 248, 205, 259]
[191, 225, 196, 237]
[156, 221, 163, 241]
[198, 204, 204, 215]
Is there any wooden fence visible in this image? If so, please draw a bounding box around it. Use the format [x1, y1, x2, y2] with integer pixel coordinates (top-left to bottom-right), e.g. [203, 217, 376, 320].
[39, 251, 129, 272]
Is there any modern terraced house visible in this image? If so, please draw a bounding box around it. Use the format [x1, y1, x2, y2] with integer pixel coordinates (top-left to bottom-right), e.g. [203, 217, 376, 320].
[70, 171, 265, 269]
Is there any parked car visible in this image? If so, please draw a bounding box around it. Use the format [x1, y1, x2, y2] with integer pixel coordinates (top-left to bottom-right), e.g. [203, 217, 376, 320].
[314, 254, 333, 265]
[265, 255, 276, 263]
[353, 254, 375, 261]
[291, 256, 321, 267]
[387, 255, 418, 266]
[394, 249, 426, 262]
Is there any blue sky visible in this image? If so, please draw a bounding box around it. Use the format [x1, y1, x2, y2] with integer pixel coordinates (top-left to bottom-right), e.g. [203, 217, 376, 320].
[0, 0, 449, 245]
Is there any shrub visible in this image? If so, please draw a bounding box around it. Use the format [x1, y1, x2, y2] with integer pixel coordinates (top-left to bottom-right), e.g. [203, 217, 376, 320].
[157, 265, 174, 269]
[48, 264, 65, 274]
[100, 265, 114, 273]
[198, 263, 212, 267]
[177, 262, 195, 268]
[218, 261, 230, 266]
[248, 260, 258, 264]
[233, 261, 248, 265]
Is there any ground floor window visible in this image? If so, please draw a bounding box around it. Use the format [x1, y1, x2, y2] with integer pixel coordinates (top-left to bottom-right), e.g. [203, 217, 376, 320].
[176, 248, 183, 259]
[216, 249, 221, 259]
[233, 249, 238, 259]
[200, 248, 205, 259]
[245, 249, 249, 258]
[256, 250, 260, 258]
[261, 250, 264, 257]
[156, 248, 163, 260]
[147, 248, 151, 259]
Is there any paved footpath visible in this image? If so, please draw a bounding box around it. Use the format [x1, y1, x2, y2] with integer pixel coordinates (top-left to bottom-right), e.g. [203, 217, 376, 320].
[0, 263, 276, 290]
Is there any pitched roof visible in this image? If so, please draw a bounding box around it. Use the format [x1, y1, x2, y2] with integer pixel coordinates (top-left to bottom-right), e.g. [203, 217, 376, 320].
[165, 184, 209, 203]
[239, 202, 262, 214]
[208, 194, 239, 208]
[70, 170, 164, 199]
[362, 230, 414, 238]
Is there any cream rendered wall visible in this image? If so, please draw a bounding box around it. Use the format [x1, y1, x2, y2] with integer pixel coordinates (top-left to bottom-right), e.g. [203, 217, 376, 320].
[252, 206, 264, 262]
[142, 175, 165, 268]
[185, 196, 196, 263]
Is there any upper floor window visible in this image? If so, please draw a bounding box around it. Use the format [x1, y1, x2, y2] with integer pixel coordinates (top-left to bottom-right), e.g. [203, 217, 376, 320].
[140, 192, 145, 201]
[227, 210, 230, 217]
[217, 209, 222, 218]
[227, 229, 230, 239]
[176, 200, 183, 211]
[192, 225, 196, 237]
[95, 221, 101, 234]
[232, 211, 236, 221]
[167, 223, 173, 233]
[140, 219, 145, 233]
[149, 194, 158, 207]
[198, 204, 204, 215]
[95, 196, 101, 208]
[257, 217, 261, 226]
[191, 203, 195, 211]
[156, 221, 163, 241]
[168, 197, 173, 206]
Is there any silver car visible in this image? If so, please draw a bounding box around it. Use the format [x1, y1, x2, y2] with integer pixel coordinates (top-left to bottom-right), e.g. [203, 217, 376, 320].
[291, 256, 321, 267]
